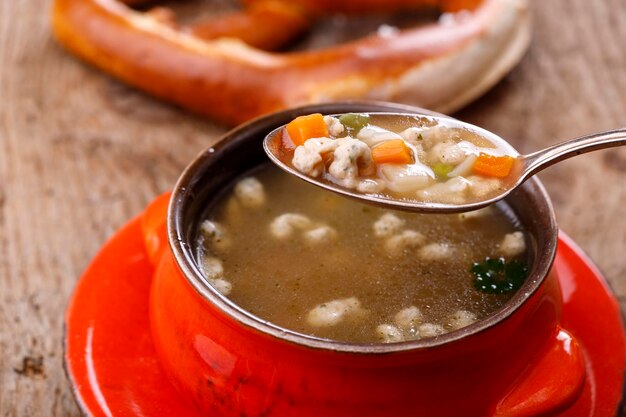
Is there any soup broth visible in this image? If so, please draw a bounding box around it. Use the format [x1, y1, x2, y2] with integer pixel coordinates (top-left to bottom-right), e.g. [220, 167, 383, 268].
[196, 165, 529, 343]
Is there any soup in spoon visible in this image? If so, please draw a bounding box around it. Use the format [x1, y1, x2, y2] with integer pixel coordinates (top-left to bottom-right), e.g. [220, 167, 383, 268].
[268, 112, 521, 206]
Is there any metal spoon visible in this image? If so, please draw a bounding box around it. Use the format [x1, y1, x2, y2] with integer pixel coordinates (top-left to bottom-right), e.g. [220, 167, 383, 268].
[263, 112, 626, 213]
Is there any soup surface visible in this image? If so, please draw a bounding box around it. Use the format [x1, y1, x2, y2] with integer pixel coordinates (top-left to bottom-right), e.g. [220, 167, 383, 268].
[273, 113, 521, 205]
[196, 165, 529, 343]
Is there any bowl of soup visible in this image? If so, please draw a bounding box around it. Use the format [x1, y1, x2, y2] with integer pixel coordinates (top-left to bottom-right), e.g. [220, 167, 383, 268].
[145, 102, 585, 417]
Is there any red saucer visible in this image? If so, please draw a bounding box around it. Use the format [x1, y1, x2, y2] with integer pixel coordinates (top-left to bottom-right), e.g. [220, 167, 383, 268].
[65, 214, 625, 417]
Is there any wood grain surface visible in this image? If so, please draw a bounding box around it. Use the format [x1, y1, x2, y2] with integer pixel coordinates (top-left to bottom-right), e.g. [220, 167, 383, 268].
[0, 0, 624, 415]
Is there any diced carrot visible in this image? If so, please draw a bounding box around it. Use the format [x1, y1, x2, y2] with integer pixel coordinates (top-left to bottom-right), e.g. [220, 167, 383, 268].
[472, 153, 515, 178]
[284, 113, 329, 147]
[371, 139, 413, 164]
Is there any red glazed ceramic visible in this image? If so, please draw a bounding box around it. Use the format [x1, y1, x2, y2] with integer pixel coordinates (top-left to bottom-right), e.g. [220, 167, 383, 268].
[142, 102, 592, 417]
[63, 217, 626, 416]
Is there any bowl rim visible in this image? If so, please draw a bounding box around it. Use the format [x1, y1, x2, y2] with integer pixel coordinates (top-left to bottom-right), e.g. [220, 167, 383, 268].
[167, 101, 559, 354]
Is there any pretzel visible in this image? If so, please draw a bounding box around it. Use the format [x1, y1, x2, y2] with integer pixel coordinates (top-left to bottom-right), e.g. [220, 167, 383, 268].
[51, 0, 530, 125]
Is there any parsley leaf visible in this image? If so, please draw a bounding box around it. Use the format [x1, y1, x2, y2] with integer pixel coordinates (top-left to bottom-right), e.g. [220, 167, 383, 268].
[470, 257, 528, 294]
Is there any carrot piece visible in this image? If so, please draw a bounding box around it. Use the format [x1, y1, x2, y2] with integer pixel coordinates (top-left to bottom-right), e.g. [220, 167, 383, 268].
[472, 153, 515, 178]
[284, 113, 329, 147]
[371, 139, 412, 164]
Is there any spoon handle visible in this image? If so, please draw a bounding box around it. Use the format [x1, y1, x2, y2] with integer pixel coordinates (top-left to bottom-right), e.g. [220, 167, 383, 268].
[522, 128, 626, 179]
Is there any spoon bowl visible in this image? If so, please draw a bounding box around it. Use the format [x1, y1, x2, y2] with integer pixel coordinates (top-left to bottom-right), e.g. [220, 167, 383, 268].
[264, 111, 626, 213]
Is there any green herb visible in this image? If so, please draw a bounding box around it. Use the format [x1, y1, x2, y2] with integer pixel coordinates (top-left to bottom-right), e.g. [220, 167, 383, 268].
[432, 163, 453, 180]
[470, 257, 528, 294]
[339, 113, 370, 133]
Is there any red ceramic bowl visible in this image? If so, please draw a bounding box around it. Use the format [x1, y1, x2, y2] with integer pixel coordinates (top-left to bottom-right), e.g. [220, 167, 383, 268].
[143, 102, 586, 417]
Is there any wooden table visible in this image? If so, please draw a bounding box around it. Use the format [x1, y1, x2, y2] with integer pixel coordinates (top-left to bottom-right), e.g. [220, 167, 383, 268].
[0, 0, 624, 415]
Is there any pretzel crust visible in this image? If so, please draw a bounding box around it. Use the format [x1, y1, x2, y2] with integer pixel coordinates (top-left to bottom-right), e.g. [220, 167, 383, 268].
[51, 0, 530, 125]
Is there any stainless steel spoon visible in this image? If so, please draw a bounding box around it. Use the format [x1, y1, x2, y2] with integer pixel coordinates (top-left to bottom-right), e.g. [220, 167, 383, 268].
[263, 112, 626, 213]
